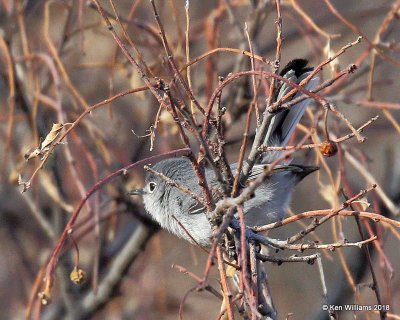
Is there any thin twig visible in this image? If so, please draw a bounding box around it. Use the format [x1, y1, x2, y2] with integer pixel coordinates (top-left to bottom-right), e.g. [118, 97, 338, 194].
[259, 115, 378, 153]
[254, 208, 400, 232]
[149, 0, 205, 115]
[342, 190, 386, 320]
[216, 245, 235, 320]
[266, 0, 283, 107]
[285, 185, 377, 244]
[345, 151, 400, 216]
[39, 149, 191, 302]
[172, 264, 223, 300]
[316, 254, 336, 320]
[257, 253, 318, 264]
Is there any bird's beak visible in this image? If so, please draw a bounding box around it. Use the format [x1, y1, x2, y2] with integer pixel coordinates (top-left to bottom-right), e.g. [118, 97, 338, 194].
[302, 166, 320, 176]
[127, 188, 147, 196]
[296, 165, 320, 180]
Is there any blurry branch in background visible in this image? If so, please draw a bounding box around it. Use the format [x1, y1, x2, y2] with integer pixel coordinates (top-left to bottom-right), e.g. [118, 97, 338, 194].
[0, 0, 400, 319]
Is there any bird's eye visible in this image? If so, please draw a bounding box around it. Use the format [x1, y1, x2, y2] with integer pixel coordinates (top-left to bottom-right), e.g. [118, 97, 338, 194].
[148, 182, 157, 193]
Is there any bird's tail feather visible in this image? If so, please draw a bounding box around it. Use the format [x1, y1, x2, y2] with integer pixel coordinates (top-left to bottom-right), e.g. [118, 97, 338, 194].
[261, 59, 319, 163]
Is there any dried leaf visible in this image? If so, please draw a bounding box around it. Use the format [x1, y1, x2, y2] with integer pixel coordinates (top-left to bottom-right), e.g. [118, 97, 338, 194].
[24, 147, 41, 161]
[24, 123, 64, 161]
[40, 123, 64, 151]
[225, 265, 236, 278]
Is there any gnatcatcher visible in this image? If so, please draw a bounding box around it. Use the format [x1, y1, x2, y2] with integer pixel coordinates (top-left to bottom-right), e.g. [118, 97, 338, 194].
[129, 59, 319, 247]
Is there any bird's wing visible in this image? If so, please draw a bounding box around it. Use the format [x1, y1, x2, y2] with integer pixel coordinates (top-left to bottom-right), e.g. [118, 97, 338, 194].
[247, 163, 319, 182]
[188, 201, 207, 215]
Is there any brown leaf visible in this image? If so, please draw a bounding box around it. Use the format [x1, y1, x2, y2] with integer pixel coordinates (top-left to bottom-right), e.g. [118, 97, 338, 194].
[24, 123, 64, 161]
[24, 147, 42, 161]
[40, 123, 64, 151]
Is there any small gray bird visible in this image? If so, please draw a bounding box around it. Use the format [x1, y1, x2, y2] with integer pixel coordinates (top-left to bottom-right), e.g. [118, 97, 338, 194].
[129, 59, 319, 247]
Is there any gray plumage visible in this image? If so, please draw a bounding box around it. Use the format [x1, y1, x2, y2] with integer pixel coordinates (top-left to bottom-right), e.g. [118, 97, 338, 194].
[129, 59, 319, 247]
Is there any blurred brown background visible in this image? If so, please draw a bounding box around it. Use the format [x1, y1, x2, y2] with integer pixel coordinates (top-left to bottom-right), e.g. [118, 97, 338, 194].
[1, 0, 400, 319]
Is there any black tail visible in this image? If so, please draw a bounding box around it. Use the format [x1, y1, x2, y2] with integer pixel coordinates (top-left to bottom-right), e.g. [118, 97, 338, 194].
[261, 59, 319, 163]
